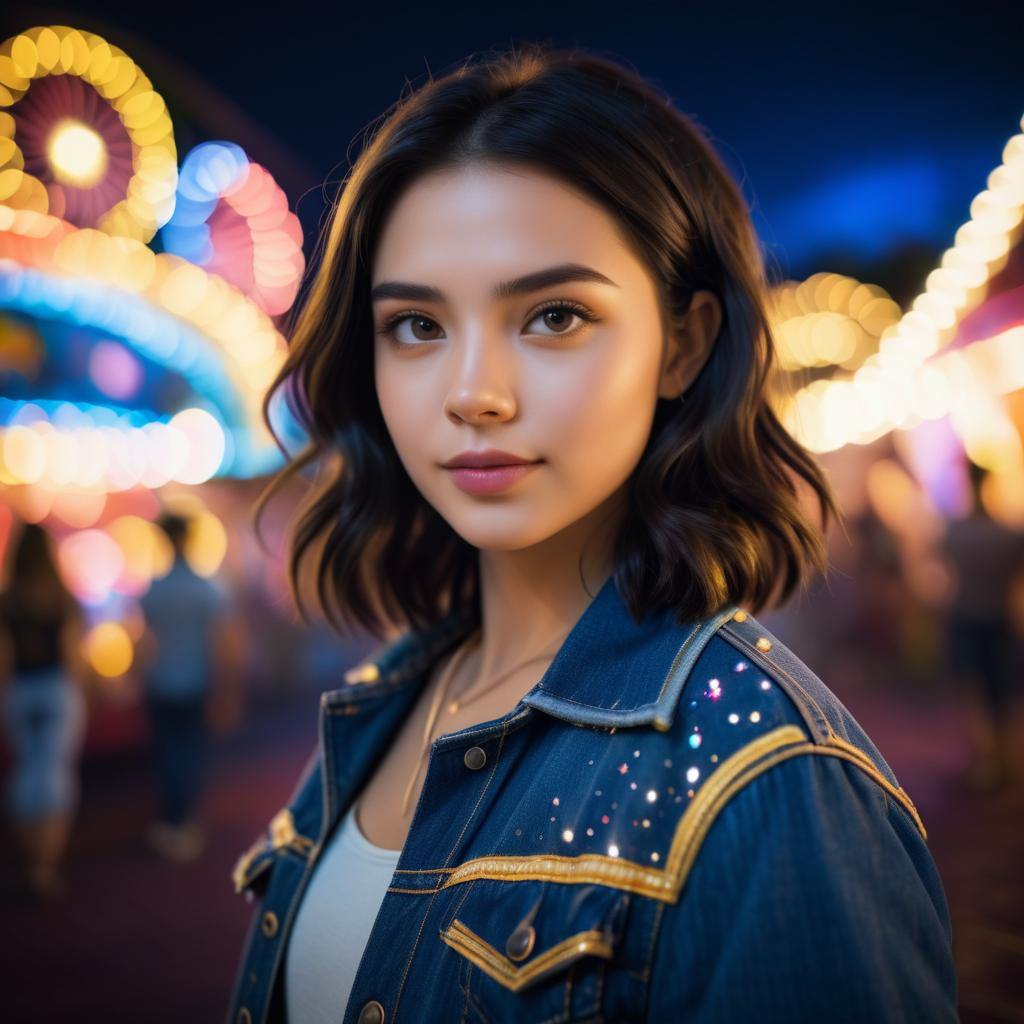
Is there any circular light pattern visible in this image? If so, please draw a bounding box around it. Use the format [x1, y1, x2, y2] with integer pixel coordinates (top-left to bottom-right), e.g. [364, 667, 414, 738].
[0, 262, 265, 478]
[181, 509, 228, 578]
[162, 141, 305, 316]
[0, 23, 307, 499]
[48, 119, 107, 187]
[107, 513, 174, 595]
[768, 273, 902, 372]
[49, 487, 106, 529]
[0, 204, 76, 267]
[57, 526, 123, 604]
[89, 339, 143, 400]
[3, 422, 45, 481]
[83, 620, 133, 677]
[168, 407, 226, 484]
[0, 237, 290, 476]
[0, 398, 229, 492]
[0, 24, 178, 241]
[779, 113, 1024, 455]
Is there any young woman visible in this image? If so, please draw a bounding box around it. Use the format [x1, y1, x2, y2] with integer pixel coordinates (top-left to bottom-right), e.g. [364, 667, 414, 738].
[227, 43, 958, 1024]
[0, 521, 88, 900]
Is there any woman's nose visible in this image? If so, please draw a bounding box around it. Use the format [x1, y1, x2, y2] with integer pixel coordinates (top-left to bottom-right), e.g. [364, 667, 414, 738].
[443, 336, 518, 424]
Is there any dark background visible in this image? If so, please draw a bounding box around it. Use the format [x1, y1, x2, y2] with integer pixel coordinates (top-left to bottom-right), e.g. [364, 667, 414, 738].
[10, 1, 1023, 291]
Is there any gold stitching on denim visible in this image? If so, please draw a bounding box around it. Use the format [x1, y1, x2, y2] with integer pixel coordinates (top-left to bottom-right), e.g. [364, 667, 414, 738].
[268, 808, 295, 847]
[439, 725, 808, 902]
[823, 733, 929, 835]
[664, 727, 811, 887]
[441, 854, 665, 897]
[343, 662, 381, 684]
[268, 808, 314, 854]
[724, 625, 928, 840]
[386, 722, 927, 910]
[442, 918, 613, 992]
[231, 808, 315, 894]
[394, 736, 928, 905]
[671, 743, 930, 875]
[231, 839, 268, 894]
[232, 834, 314, 894]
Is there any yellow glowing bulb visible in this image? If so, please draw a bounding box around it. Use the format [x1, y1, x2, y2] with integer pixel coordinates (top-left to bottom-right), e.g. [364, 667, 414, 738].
[186, 511, 228, 577]
[84, 621, 134, 678]
[48, 119, 107, 187]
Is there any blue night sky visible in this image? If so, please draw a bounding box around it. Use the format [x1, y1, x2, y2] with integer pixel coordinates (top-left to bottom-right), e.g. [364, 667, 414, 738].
[7, 2, 1023, 289]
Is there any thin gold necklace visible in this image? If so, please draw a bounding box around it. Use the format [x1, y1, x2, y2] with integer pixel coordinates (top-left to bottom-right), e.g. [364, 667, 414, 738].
[399, 628, 565, 816]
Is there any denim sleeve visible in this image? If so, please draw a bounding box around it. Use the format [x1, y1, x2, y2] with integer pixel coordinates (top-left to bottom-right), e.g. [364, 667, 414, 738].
[644, 750, 959, 1023]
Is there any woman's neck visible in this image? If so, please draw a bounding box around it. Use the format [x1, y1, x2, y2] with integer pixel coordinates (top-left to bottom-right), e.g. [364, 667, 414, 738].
[471, 486, 626, 684]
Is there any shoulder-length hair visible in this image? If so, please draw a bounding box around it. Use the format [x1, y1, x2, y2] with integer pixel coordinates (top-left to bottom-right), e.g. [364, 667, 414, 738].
[254, 42, 842, 640]
[3, 521, 77, 620]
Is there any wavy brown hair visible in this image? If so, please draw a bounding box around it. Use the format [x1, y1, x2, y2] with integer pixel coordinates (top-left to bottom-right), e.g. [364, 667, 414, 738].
[254, 42, 843, 640]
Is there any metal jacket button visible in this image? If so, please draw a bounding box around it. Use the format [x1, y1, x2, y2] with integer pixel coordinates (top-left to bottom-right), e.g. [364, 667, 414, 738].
[236, 1010, 252, 1024]
[463, 746, 487, 770]
[260, 910, 279, 938]
[357, 1000, 385, 1024]
[505, 923, 536, 961]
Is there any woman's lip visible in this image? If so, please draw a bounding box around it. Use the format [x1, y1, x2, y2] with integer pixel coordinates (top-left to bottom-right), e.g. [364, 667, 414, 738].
[444, 461, 543, 495]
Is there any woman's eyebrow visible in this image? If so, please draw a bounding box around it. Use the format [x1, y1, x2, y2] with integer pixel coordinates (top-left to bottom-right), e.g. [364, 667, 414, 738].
[369, 262, 619, 303]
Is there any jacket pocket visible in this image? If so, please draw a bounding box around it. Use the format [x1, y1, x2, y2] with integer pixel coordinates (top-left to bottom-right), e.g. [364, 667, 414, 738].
[440, 879, 630, 1023]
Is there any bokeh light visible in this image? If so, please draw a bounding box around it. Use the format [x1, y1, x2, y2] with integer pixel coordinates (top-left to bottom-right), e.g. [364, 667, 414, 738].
[83, 620, 134, 677]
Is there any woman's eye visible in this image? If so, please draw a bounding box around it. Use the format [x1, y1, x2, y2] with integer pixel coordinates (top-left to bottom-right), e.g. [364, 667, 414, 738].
[377, 301, 596, 347]
[379, 313, 443, 345]
[525, 304, 593, 337]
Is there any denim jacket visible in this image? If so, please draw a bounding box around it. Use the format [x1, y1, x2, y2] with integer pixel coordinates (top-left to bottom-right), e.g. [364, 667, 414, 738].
[226, 574, 959, 1024]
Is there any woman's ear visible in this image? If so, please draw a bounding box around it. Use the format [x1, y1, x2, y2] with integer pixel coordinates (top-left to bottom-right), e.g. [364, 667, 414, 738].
[657, 290, 723, 399]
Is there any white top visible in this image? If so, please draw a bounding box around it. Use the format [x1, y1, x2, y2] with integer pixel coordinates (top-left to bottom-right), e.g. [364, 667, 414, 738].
[285, 800, 401, 1023]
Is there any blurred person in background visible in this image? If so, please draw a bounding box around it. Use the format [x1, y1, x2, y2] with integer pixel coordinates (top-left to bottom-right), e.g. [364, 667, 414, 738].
[0, 521, 89, 900]
[939, 459, 1024, 793]
[136, 512, 238, 862]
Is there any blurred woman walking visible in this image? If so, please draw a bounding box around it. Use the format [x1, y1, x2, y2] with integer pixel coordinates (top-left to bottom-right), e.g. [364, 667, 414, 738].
[0, 521, 89, 899]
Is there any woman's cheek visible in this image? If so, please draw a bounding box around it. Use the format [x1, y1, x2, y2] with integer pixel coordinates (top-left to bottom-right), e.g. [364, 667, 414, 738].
[559, 371, 653, 485]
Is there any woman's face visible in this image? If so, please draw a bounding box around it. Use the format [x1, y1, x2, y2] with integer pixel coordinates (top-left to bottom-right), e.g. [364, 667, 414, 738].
[371, 162, 709, 553]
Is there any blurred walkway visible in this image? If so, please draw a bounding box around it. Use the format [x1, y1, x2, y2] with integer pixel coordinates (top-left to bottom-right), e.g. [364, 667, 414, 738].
[1, 695, 317, 1023]
[2, 675, 1022, 1022]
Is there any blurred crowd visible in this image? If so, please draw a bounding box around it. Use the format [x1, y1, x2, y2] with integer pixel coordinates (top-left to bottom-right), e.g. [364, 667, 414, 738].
[0, 512, 245, 898]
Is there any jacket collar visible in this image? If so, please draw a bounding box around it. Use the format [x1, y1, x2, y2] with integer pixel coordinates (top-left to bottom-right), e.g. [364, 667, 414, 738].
[339, 574, 739, 732]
